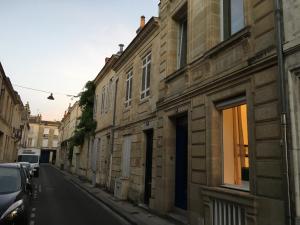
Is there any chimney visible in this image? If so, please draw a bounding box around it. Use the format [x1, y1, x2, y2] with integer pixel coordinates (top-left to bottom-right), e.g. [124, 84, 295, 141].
[117, 44, 124, 55]
[105, 57, 110, 63]
[140, 16, 145, 29]
[136, 16, 146, 34]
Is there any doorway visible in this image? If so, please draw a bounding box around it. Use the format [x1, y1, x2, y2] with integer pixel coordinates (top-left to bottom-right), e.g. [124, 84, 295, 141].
[175, 116, 188, 210]
[144, 129, 153, 205]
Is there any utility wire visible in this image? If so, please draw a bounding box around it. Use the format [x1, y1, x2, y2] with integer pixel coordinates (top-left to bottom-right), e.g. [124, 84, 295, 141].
[13, 84, 79, 98]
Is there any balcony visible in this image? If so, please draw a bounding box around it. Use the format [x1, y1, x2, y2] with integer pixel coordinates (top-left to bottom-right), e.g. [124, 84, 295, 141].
[202, 186, 257, 225]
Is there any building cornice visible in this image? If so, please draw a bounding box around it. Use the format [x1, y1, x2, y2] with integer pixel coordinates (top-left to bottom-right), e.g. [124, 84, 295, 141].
[112, 17, 159, 71]
[94, 55, 119, 86]
[0, 62, 19, 104]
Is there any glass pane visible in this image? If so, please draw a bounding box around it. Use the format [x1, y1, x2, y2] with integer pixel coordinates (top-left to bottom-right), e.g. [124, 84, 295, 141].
[0, 167, 21, 193]
[129, 78, 132, 99]
[179, 19, 188, 68]
[231, 0, 244, 34]
[126, 80, 129, 100]
[222, 104, 249, 189]
[142, 67, 146, 91]
[146, 63, 151, 88]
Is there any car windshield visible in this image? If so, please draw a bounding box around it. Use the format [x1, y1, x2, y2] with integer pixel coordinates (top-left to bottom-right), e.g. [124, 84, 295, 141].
[18, 155, 39, 163]
[0, 167, 22, 194]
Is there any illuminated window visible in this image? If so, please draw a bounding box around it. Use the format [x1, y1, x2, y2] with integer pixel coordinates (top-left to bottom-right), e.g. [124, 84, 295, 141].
[222, 103, 249, 190]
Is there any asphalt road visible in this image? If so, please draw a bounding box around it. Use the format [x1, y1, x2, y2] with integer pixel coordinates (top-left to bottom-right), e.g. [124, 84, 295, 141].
[30, 164, 129, 225]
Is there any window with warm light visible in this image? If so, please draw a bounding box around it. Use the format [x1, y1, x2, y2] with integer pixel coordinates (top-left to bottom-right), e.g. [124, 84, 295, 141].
[222, 104, 249, 190]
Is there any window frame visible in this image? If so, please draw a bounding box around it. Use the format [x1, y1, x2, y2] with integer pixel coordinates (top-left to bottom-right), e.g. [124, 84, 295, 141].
[220, 0, 245, 41]
[101, 86, 106, 114]
[140, 52, 151, 100]
[125, 69, 133, 108]
[177, 16, 188, 69]
[216, 95, 250, 192]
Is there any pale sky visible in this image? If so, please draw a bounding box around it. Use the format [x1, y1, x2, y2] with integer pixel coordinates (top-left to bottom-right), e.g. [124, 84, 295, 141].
[0, 0, 159, 121]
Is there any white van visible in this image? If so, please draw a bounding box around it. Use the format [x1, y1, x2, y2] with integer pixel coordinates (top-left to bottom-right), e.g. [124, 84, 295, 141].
[17, 148, 41, 177]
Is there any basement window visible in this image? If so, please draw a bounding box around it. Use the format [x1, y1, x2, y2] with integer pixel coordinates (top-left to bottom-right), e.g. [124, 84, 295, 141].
[220, 99, 249, 191]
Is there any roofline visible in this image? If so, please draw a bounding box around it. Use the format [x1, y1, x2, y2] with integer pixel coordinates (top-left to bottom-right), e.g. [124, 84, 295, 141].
[93, 54, 119, 86]
[0, 62, 19, 104]
[112, 17, 159, 71]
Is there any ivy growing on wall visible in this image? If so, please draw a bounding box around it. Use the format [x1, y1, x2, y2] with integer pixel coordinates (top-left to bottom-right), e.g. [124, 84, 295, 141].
[68, 81, 97, 161]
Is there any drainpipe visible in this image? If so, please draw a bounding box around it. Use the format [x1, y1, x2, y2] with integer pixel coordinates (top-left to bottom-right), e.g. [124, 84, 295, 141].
[274, 0, 292, 224]
[108, 77, 119, 191]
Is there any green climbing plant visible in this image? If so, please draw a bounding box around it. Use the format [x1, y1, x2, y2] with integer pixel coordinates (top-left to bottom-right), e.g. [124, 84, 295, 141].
[68, 81, 97, 161]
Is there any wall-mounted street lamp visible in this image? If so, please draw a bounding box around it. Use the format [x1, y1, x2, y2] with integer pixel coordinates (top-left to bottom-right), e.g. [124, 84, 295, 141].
[47, 93, 55, 100]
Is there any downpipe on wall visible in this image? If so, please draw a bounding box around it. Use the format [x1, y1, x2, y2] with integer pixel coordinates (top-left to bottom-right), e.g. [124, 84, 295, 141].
[274, 0, 292, 224]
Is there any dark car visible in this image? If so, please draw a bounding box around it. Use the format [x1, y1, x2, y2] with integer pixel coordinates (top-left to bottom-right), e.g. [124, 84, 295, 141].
[0, 163, 31, 225]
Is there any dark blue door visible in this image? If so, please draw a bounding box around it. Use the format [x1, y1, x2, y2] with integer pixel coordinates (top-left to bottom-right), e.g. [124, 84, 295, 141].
[175, 116, 188, 210]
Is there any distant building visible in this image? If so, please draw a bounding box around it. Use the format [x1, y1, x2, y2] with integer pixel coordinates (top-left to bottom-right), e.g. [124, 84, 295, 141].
[27, 114, 60, 164]
[0, 62, 29, 162]
[58, 102, 81, 172]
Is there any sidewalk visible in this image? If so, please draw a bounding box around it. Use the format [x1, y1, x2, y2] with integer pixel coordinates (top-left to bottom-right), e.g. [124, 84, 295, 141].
[54, 166, 183, 225]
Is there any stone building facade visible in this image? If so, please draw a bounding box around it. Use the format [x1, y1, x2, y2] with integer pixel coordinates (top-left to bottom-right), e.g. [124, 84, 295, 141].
[0, 62, 28, 163]
[27, 115, 60, 163]
[148, 0, 287, 224]
[75, 0, 300, 224]
[110, 17, 160, 202]
[57, 102, 82, 173]
[283, 0, 300, 224]
[92, 55, 119, 188]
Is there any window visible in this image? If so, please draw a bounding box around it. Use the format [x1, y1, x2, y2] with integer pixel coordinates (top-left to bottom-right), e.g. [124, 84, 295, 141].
[54, 129, 59, 136]
[221, 0, 245, 40]
[141, 53, 151, 99]
[125, 70, 133, 107]
[42, 139, 48, 147]
[27, 138, 32, 147]
[177, 16, 187, 69]
[94, 94, 98, 116]
[222, 103, 249, 190]
[122, 136, 131, 178]
[101, 86, 106, 114]
[44, 128, 50, 135]
[53, 140, 58, 148]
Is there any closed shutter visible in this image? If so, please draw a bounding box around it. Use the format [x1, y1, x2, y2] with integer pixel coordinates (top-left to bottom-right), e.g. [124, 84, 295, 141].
[122, 136, 131, 178]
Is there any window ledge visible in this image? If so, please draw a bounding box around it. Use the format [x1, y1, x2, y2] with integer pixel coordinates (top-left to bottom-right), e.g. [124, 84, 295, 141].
[139, 97, 150, 105]
[165, 65, 188, 83]
[220, 183, 249, 192]
[203, 26, 251, 59]
[123, 107, 131, 113]
[201, 186, 256, 203]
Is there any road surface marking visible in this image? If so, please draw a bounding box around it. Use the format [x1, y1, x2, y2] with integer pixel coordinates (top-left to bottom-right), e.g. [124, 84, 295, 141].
[30, 213, 35, 218]
[29, 221, 35, 225]
[39, 184, 42, 192]
[32, 208, 36, 212]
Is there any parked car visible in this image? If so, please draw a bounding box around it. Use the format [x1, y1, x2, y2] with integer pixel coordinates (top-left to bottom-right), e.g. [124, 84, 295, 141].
[18, 162, 33, 179]
[0, 163, 31, 225]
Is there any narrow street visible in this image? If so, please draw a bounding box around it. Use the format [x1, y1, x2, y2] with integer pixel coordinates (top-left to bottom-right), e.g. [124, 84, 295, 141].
[30, 164, 129, 225]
